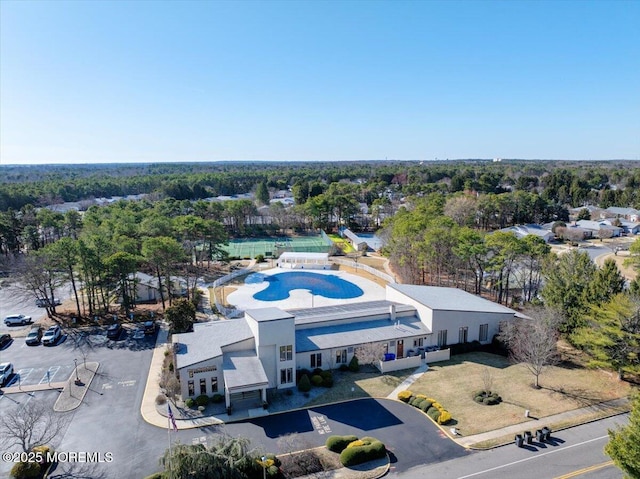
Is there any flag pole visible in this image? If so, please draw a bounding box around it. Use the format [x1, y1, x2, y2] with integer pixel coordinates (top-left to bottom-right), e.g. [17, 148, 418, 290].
[167, 403, 173, 479]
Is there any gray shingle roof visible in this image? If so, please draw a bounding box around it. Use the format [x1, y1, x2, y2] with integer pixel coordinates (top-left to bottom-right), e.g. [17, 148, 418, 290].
[388, 284, 516, 314]
[246, 308, 295, 322]
[173, 319, 254, 369]
[223, 351, 269, 391]
[296, 316, 430, 353]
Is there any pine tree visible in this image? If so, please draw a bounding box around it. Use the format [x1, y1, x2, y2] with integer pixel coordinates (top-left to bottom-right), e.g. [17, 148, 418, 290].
[587, 258, 626, 305]
[605, 392, 640, 479]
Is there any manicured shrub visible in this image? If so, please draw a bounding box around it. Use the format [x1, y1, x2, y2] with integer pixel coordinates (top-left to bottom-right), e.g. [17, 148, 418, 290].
[298, 374, 311, 392]
[339, 364, 350, 372]
[195, 394, 209, 407]
[438, 410, 452, 424]
[10, 461, 41, 479]
[321, 373, 334, 388]
[409, 396, 422, 407]
[339, 437, 386, 467]
[348, 355, 360, 372]
[185, 398, 195, 408]
[326, 435, 359, 453]
[427, 407, 441, 422]
[419, 400, 433, 412]
[255, 254, 265, 263]
[397, 390, 413, 402]
[311, 375, 323, 386]
[297, 368, 311, 382]
[312, 368, 324, 375]
[211, 393, 224, 403]
[416, 394, 428, 400]
[347, 439, 365, 448]
[473, 390, 502, 406]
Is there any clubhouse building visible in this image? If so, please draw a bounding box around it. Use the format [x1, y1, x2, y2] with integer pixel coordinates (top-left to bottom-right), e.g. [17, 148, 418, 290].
[172, 284, 518, 410]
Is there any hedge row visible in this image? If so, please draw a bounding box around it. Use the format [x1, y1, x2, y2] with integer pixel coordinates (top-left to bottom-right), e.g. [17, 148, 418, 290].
[397, 390, 453, 425]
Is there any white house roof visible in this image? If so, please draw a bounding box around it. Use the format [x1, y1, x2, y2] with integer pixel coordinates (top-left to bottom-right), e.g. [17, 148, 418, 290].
[576, 220, 622, 232]
[223, 351, 269, 391]
[173, 319, 254, 369]
[499, 224, 554, 240]
[388, 284, 517, 315]
[296, 316, 430, 353]
[278, 252, 329, 261]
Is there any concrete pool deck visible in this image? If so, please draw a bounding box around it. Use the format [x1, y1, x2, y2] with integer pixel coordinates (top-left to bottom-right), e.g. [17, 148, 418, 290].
[226, 267, 386, 311]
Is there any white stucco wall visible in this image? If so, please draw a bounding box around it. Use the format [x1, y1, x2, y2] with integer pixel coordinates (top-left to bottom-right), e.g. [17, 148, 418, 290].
[178, 356, 223, 399]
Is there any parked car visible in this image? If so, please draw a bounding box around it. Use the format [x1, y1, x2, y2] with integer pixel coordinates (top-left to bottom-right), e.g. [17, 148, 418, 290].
[106, 323, 123, 340]
[0, 362, 14, 386]
[0, 334, 12, 348]
[42, 325, 62, 345]
[35, 298, 62, 307]
[4, 314, 33, 326]
[25, 326, 43, 346]
[143, 321, 157, 335]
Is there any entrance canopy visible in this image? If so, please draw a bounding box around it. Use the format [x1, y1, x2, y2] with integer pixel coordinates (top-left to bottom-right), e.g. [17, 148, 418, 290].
[222, 351, 269, 409]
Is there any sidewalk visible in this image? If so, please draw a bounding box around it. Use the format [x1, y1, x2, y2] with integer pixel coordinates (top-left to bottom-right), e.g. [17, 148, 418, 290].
[455, 397, 630, 448]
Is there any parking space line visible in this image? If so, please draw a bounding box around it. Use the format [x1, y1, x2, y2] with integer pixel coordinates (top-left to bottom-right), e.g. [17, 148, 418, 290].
[39, 366, 61, 384]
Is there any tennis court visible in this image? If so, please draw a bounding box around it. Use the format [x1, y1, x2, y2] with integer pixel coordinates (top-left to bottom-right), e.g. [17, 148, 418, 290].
[224, 235, 334, 259]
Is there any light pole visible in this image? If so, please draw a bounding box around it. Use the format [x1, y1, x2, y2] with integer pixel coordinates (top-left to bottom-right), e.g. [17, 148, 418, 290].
[74, 358, 80, 383]
[261, 456, 267, 479]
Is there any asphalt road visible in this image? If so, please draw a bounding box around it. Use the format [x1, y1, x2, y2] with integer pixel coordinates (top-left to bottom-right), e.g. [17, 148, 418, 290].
[390, 413, 628, 479]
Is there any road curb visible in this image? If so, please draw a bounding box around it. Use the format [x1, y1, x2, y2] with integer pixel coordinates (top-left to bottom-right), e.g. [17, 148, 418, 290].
[53, 361, 99, 412]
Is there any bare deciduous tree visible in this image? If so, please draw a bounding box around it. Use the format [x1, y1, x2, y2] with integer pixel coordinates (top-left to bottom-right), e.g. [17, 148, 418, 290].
[355, 342, 386, 367]
[499, 307, 561, 388]
[277, 433, 323, 478]
[0, 402, 71, 453]
[482, 367, 494, 395]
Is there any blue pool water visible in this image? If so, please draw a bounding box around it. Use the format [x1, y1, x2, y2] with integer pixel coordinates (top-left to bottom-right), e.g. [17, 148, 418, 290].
[247, 272, 364, 301]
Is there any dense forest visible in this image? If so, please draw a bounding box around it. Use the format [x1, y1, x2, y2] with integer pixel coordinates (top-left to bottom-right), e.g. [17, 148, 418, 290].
[2, 160, 640, 212]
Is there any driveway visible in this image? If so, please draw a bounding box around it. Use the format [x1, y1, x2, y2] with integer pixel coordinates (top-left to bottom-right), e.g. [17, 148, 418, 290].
[197, 398, 471, 473]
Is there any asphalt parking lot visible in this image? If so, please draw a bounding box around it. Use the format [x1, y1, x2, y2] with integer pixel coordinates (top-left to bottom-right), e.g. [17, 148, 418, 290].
[0, 320, 162, 479]
[182, 398, 471, 473]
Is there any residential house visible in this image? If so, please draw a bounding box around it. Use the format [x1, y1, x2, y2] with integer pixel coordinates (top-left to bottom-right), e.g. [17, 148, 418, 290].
[498, 224, 554, 243]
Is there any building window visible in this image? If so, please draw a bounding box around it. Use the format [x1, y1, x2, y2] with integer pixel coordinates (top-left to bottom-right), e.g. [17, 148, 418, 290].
[479, 324, 489, 342]
[336, 349, 347, 364]
[211, 377, 218, 393]
[459, 327, 468, 344]
[188, 380, 194, 397]
[280, 345, 293, 361]
[280, 368, 293, 384]
[413, 337, 424, 347]
[437, 330, 447, 347]
[311, 353, 322, 369]
[200, 378, 207, 395]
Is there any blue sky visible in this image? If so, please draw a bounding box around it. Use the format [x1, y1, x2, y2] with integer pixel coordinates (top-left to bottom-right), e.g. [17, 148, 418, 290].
[1, 0, 638, 164]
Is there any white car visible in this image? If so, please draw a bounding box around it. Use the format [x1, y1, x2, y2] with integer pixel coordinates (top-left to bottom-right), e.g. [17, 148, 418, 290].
[0, 362, 14, 386]
[4, 314, 33, 326]
[42, 325, 62, 345]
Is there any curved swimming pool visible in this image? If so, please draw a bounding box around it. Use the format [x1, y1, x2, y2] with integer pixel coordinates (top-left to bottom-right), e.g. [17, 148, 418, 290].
[247, 271, 364, 301]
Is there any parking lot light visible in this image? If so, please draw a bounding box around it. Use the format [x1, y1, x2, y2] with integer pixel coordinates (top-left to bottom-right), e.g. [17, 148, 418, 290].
[74, 358, 80, 383]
